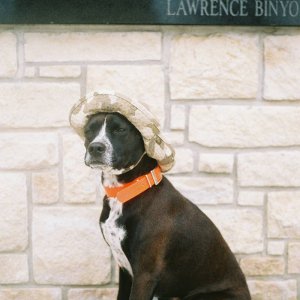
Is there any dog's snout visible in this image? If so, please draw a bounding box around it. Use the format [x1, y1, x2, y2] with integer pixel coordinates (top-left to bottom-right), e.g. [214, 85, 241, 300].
[88, 142, 106, 155]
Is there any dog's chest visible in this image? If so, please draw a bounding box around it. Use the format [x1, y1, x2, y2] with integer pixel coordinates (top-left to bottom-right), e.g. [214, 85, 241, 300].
[100, 197, 133, 276]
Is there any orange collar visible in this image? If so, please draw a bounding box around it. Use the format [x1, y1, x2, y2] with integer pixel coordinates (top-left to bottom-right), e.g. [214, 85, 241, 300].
[104, 166, 162, 203]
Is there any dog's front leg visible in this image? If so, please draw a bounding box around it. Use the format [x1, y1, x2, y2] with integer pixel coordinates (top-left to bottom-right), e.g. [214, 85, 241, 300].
[129, 273, 157, 300]
[117, 268, 132, 300]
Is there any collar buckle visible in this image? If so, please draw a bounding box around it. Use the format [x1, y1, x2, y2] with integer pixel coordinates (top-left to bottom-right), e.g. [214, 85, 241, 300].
[150, 169, 159, 185]
[145, 169, 160, 187]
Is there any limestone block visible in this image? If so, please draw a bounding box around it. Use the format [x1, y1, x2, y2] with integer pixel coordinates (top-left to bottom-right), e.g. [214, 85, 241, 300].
[63, 134, 97, 203]
[268, 240, 285, 256]
[170, 34, 258, 99]
[0, 173, 27, 251]
[0, 254, 28, 283]
[268, 192, 300, 238]
[203, 208, 263, 254]
[86, 65, 165, 123]
[0, 82, 80, 128]
[25, 32, 161, 61]
[0, 32, 17, 77]
[170, 105, 186, 130]
[238, 152, 300, 187]
[167, 176, 233, 205]
[189, 106, 300, 148]
[0, 133, 58, 169]
[248, 280, 297, 300]
[198, 154, 233, 174]
[240, 256, 285, 276]
[32, 170, 59, 204]
[288, 242, 300, 274]
[40, 65, 81, 77]
[0, 289, 61, 300]
[238, 191, 264, 206]
[32, 207, 111, 284]
[265, 35, 300, 100]
[24, 66, 36, 77]
[168, 148, 193, 174]
[68, 288, 118, 300]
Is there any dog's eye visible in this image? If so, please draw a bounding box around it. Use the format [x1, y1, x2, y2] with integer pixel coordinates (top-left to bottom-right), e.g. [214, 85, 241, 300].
[113, 127, 126, 134]
[84, 129, 95, 139]
[84, 129, 92, 135]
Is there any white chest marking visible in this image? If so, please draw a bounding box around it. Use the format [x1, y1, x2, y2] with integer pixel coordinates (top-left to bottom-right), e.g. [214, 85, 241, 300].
[101, 197, 133, 276]
[102, 173, 121, 188]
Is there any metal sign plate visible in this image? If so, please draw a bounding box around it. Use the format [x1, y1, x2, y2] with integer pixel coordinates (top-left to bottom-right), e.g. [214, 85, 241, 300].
[1, 0, 300, 26]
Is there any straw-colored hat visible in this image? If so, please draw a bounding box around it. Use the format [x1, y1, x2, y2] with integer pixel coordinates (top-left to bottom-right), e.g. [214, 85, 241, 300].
[69, 90, 175, 172]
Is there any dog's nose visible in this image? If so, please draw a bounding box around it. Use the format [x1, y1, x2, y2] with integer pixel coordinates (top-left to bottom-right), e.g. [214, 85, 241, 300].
[88, 142, 106, 155]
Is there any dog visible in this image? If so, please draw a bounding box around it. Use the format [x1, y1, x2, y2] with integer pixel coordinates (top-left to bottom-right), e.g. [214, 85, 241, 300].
[83, 111, 251, 300]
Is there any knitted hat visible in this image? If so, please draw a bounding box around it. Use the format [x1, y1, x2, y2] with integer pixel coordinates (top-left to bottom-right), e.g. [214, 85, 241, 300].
[69, 90, 175, 172]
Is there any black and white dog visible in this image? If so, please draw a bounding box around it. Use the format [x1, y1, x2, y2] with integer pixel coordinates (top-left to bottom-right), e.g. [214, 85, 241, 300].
[83, 112, 251, 300]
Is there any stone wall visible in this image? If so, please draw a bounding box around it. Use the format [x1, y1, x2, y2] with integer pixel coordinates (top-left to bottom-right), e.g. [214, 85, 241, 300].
[0, 25, 300, 299]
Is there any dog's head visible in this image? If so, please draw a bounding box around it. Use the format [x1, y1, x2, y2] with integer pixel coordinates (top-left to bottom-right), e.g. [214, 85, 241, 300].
[83, 112, 145, 174]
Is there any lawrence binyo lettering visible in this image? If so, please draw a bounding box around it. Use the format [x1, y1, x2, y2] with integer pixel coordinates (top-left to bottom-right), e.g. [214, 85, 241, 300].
[167, 0, 300, 17]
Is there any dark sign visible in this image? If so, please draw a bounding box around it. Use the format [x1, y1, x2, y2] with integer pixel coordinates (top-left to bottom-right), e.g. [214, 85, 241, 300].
[1, 0, 300, 26]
